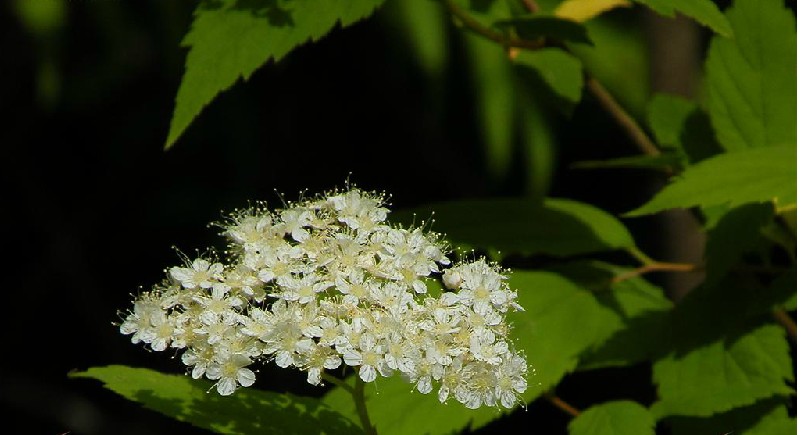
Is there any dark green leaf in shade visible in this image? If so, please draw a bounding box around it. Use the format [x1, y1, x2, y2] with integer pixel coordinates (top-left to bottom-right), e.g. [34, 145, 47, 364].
[651, 323, 795, 419]
[392, 198, 635, 257]
[571, 153, 683, 172]
[388, 0, 448, 79]
[70, 365, 360, 435]
[705, 0, 796, 151]
[464, 32, 517, 178]
[626, 146, 796, 216]
[568, 400, 656, 435]
[165, 0, 386, 148]
[669, 398, 795, 435]
[703, 203, 774, 286]
[323, 271, 623, 434]
[567, 11, 650, 121]
[632, 0, 732, 36]
[546, 262, 673, 370]
[494, 16, 593, 44]
[514, 49, 584, 109]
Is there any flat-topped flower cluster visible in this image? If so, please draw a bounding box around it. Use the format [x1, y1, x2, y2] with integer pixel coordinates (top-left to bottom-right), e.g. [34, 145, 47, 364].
[120, 187, 528, 409]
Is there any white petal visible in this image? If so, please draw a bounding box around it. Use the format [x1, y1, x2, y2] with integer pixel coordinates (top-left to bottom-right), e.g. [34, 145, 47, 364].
[359, 365, 377, 382]
[237, 368, 256, 387]
[216, 378, 236, 396]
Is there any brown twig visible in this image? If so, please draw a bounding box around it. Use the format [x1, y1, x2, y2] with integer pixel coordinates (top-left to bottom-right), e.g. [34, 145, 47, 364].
[443, 0, 546, 50]
[521, 0, 540, 13]
[545, 393, 581, 417]
[585, 76, 662, 157]
[772, 308, 797, 342]
[612, 261, 698, 283]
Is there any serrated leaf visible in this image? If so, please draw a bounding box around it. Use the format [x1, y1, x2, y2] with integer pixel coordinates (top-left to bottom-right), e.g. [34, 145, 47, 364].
[165, 0, 386, 149]
[548, 262, 673, 370]
[322, 271, 622, 434]
[704, 203, 774, 286]
[571, 153, 682, 171]
[651, 324, 795, 418]
[392, 198, 636, 257]
[626, 146, 796, 216]
[554, 0, 632, 22]
[514, 48, 584, 108]
[632, 0, 732, 36]
[568, 400, 656, 435]
[705, 0, 796, 151]
[669, 398, 796, 435]
[71, 365, 359, 434]
[495, 16, 593, 44]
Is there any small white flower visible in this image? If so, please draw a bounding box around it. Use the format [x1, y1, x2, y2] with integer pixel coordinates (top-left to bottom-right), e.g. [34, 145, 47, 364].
[170, 259, 224, 290]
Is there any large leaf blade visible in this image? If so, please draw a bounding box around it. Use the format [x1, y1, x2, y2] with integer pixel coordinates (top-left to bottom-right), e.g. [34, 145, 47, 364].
[626, 146, 796, 216]
[568, 400, 656, 435]
[705, 0, 796, 151]
[632, 0, 731, 36]
[393, 198, 636, 257]
[71, 365, 359, 435]
[166, 0, 385, 148]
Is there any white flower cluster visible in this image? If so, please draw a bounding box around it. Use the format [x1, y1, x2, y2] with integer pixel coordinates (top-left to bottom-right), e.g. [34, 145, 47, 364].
[120, 188, 527, 409]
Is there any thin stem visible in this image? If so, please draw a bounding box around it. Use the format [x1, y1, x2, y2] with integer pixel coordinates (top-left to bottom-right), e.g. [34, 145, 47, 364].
[772, 308, 797, 342]
[353, 376, 377, 435]
[443, 0, 545, 50]
[321, 373, 355, 394]
[612, 261, 698, 283]
[585, 76, 662, 157]
[544, 393, 580, 417]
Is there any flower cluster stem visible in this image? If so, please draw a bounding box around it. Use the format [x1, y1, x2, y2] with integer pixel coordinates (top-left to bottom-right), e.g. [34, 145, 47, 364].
[353, 376, 378, 435]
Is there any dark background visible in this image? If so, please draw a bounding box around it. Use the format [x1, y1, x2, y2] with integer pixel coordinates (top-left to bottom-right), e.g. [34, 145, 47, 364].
[0, 0, 756, 434]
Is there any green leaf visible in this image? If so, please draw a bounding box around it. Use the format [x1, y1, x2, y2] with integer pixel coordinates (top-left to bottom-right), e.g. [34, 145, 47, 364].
[646, 94, 695, 150]
[514, 48, 584, 108]
[165, 0, 386, 149]
[669, 399, 796, 435]
[392, 198, 636, 257]
[567, 11, 650, 121]
[704, 203, 774, 286]
[571, 153, 683, 171]
[568, 400, 656, 435]
[322, 271, 622, 434]
[387, 0, 448, 78]
[465, 32, 517, 178]
[651, 323, 795, 419]
[495, 15, 593, 44]
[626, 146, 796, 216]
[548, 262, 673, 370]
[705, 0, 796, 151]
[70, 365, 359, 434]
[632, 0, 732, 36]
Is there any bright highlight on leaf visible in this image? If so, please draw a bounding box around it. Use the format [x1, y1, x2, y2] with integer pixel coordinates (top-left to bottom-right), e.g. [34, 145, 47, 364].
[705, 0, 796, 151]
[165, 0, 386, 149]
[554, 0, 632, 23]
[626, 146, 796, 216]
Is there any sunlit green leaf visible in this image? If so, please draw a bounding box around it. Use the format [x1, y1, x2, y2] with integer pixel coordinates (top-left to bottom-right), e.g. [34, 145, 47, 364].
[568, 400, 656, 435]
[651, 324, 795, 418]
[632, 0, 731, 36]
[646, 94, 695, 150]
[705, 0, 796, 151]
[704, 203, 774, 285]
[323, 271, 623, 434]
[71, 365, 359, 434]
[392, 198, 635, 257]
[626, 146, 796, 216]
[166, 0, 386, 148]
[554, 0, 632, 22]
